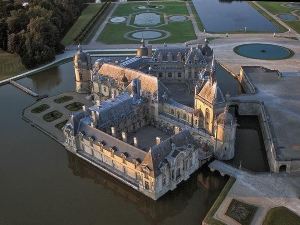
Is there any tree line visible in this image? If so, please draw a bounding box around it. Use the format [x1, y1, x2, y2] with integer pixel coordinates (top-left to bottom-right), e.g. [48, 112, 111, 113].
[0, 0, 91, 68]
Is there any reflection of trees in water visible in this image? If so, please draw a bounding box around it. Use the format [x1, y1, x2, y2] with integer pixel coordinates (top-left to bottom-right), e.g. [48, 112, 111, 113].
[219, 0, 243, 3]
[67, 152, 227, 224]
[29, 67, 62, 93]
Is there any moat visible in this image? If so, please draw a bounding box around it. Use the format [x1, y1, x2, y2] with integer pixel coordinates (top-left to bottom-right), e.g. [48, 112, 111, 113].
[0, 60, 268, 224]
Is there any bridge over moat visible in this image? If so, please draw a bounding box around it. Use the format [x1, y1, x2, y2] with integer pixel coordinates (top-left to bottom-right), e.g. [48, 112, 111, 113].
[208, 160, 244, 178]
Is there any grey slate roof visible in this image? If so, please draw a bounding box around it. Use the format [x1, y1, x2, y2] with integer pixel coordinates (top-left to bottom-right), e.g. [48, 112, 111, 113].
[142, 130, 198, 177]
[78, 121, 147, 163]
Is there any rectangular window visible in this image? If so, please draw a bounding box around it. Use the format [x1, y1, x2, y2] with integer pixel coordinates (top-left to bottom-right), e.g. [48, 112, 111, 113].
[178, 73, 182, 78]
[145, 181, 149, 190]
[168, 72, 172, 78]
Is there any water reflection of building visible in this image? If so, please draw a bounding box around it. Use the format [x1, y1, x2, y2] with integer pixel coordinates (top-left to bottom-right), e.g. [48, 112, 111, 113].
[67, 151, 227, 224]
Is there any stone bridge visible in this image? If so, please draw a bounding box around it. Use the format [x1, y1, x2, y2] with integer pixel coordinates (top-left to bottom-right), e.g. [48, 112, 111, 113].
[208, 160, 243, 178]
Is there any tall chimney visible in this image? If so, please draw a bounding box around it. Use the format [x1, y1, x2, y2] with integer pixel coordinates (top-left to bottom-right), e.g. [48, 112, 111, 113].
[122, 131, 127, 142]
[156, 137, 161, 145]
[133, 137, 138, 147]
[111, 127, 116, 137]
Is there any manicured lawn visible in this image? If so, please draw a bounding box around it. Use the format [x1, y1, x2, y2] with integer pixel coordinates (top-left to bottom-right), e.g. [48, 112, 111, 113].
[113, 2, 189, 16]
[54, 96, 74, 104]
[62, 4, 103, 46]
[43, 110, 63, 122]
[225, 199, 257, 225]
[31, 104, 50, 114]
[98, 23, 139, 44]
[152, 21, 196, 43]
[258, 2, 291, 14]
[65, 102, 84, 112]
[256, 2, 300, 34]
[55, 120, 68, 130]
[0, 50, 27, 81]
[286, 21, 300, 34]
[98, 1, 196, 44]
[263, 207, 300, 225]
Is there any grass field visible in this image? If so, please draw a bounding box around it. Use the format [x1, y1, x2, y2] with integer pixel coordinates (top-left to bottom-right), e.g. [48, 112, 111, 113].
[257, 2, 300, 34]
[98, 1, 196, 44]
[62, 3, 103, 46]
[263, 207, 300, 225]
[0, 50, 27, 81]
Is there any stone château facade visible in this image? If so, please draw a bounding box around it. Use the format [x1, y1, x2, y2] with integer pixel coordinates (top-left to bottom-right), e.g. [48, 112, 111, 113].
[65, 41, 237, 200]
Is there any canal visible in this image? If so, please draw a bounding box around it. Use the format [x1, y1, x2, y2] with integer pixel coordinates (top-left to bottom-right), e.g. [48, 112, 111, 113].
[192, 0, 280, 33]
[0, 61, 228, 225]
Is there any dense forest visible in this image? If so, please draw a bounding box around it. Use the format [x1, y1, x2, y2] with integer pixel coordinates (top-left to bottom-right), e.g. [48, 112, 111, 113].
[0, 0, 90, 68]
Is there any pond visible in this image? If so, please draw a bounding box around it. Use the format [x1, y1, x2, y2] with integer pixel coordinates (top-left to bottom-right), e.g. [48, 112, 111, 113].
[277, 13, 298, 21]
[130, 30, 165, 40]
[134, 12, 161, 26]
[192, 0, 280, 33]
[234, 43, 294, 60]
[0, 60, 228, 225]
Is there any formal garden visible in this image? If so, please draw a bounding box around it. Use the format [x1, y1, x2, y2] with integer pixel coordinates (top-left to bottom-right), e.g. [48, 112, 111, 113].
[31, 104, 50, 114]
[257, 2, 300, 33]
[54, 95, 74, 104]
[65, 102, 84, 112]
[55, 120, 69, 130]
[225, 199, 257, 225]
[43, 110, 63, 122]
[97, 1, 197, 44]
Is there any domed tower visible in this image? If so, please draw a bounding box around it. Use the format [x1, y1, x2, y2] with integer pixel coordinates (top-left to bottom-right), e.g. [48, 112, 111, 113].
[74, 44, 92, 94]
[136, 39, 151, 57]
[214, 105, 237, 160]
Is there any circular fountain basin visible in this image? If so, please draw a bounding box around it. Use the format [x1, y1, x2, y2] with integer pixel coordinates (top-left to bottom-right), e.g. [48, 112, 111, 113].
[132, 30, 163, 39]
[110, 17, 126, 23]
[169, 15, 188, 22]
[234, 43, 294, 60]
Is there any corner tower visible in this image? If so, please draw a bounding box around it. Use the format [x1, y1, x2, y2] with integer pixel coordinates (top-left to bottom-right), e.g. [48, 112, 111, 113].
[74, 45, 92, 93]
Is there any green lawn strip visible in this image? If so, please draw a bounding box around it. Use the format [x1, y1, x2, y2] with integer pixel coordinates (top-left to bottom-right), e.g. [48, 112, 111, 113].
[152, 21, 196, 43]
[249, 2, 287, 33]
[0, 50, 27, 81]
[43, 110, 63, 122]
[97, 23, 140, 44]
[286, 21, 300, 34]
[258, 2, 291, 14]
[225, 199, 257, 225]
[263, 207, 300, 225]
[189, 0, 204, 31]
[54, 96, 74, 104]
[55, 120, 68, 130]
[202, 177, 236, 225]
[31, 104, 50, 113]
[65, 102, 84, 112]
[62, 4, 103, 46]
[113, 1, 189, 16]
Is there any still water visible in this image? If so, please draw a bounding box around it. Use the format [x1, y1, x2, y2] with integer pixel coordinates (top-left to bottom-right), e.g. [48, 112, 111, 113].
[192, 0, 280, 33]
[0, 59, 268, 224]
[0, 62, 228, 225]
